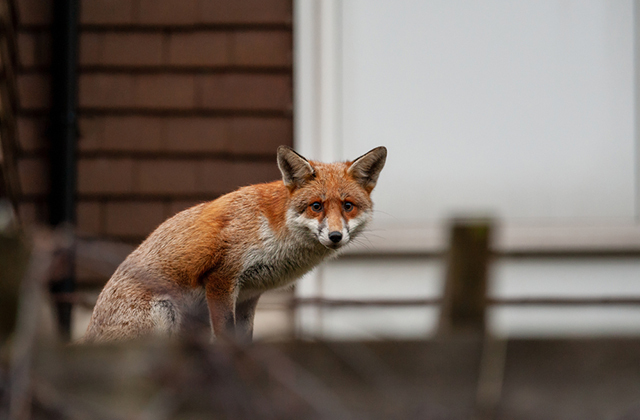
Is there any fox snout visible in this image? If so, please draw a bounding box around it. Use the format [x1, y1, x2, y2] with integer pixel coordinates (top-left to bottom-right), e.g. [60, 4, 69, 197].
[328, 231, 342, 243]
[317, 213, 351, 249]
[317, 219, 351, 249]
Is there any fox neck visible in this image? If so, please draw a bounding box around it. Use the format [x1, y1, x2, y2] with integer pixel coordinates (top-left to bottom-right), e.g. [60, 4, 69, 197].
[238, 214, 336, 292]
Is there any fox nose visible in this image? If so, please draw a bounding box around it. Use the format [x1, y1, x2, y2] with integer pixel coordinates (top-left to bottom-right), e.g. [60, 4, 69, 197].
[328, 231, 343, 243]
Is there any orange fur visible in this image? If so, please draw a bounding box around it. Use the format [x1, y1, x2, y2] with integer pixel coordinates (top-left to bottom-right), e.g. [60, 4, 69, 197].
[82, 146, 386, 343]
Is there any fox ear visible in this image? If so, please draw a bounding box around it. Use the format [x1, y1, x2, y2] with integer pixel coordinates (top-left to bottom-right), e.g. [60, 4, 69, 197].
[348, 146, 387, 192]
[277, 146, 315, 189]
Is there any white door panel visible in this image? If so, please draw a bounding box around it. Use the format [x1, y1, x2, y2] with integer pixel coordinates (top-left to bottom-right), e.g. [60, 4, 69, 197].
[293, 0, 640, 339]
[341, 0, 635, 222]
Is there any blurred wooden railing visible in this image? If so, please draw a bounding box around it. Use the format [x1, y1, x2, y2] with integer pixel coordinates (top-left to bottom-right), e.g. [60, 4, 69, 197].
[292, 219, 640, 333]
[3, 220, 640, 419]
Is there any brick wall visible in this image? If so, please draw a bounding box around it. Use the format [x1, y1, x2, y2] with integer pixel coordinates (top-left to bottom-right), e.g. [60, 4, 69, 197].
[15, 0, 293, 255]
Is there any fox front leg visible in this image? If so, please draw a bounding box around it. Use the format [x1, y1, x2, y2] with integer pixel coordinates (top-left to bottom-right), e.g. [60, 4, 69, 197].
[235, 294, 261, 343]
[205, 281, 236, 340]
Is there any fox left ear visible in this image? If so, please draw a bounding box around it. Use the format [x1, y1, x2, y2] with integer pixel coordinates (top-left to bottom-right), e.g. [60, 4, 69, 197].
[277, 146, 315, 189]
[348, 146, 387, 192]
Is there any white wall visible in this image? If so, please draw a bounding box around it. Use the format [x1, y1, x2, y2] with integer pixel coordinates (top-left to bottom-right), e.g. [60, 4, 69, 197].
[294, 0, 640, 339]
[341, 0, 635, 223]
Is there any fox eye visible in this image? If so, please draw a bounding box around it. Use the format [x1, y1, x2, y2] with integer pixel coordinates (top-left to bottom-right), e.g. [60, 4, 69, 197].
[310, 202, 323, 212]
[343, 201, 355, 212]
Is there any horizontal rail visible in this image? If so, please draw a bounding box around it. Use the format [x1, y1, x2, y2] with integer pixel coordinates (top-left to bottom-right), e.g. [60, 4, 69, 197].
[488, 297, 640, 306]
[292, 298, 442, 307]
[292, 297, 640, 308]
[340, 250, 640, 261]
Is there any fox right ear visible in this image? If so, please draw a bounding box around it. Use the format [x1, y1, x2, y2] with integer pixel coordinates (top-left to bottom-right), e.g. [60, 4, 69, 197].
[348, 146, 387, 193]
[277, 146, 315, 189]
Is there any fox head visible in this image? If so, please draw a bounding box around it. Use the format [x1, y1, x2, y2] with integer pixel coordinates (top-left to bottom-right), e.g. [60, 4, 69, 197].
[277, 146, 387, 250]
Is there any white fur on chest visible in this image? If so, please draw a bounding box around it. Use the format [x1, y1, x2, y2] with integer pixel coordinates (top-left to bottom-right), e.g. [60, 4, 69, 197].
[237, 216, 332, 292]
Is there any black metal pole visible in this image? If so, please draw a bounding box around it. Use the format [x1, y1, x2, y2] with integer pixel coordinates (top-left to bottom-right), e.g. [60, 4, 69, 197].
[49, 0, 79, 340]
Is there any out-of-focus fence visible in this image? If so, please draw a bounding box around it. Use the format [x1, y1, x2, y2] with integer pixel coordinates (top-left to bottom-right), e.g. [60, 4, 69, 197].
[2, 219, 640, 419]
[292, 219, 640, 327]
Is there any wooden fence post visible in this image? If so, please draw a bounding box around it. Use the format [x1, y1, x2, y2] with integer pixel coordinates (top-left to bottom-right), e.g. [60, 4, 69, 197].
[438, 218, 492, 336]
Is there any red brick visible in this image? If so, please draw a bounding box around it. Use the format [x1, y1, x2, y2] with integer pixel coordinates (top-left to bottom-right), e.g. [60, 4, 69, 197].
[105, 201, 165, 236]
[17, 32, 51, 68]
[135, 75, 196, 109]
[136, 160, 198, 194]
[233, 31, 292, 67]
[107, 116, 163, 150]
[80, 33, 163, 67]
[167, 32, 230, 67]
[138, 0, 199, 25]
[17, 74, 50, 110]
[79, 74, 135, 108]
[80, 116, 163, 152]
[77, 117, 105, 151]
[80, 0, 136, 25]
[18, 157, 49, 195]
[16, 0, 52, 25]
[196, 160, 235, 193]
[196, 161, 280, 194]
[167, 200, 203, 218]
[78, 33, 102, 65]
[17, 117, 48, 152]
[229, 161, 281, 188]
[163, 117, 229, 152]
[199, 74, 291, 110]
[77, 201, 102, 235]
[229, 117, 291, 154]
[78, 158, 135, 194]
[201, 0, 292, 24]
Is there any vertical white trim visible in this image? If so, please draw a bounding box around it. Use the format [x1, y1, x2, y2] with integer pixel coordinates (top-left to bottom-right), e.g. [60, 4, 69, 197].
[293, 0, 319, 159]
[635, 0, 640, 222]
[318, 0, 343, 162]
[293, 0, 343, 162]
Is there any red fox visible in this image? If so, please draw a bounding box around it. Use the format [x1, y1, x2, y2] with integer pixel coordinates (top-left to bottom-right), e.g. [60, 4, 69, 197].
[82, 146, 387, 343]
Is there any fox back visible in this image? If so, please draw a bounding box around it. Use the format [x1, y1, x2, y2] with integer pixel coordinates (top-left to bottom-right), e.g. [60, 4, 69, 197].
[82, 146, 387, 343]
